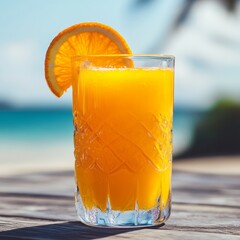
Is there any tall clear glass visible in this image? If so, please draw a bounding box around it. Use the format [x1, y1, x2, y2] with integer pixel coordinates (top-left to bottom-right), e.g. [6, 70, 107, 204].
[72, 54, 175, 227]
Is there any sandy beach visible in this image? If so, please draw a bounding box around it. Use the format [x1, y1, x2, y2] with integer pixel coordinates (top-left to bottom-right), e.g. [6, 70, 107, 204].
[174, 156, 240, 175]
[1, 141, 73, 176]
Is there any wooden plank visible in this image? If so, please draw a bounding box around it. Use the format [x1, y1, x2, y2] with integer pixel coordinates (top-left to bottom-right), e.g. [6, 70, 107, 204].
[173, 171, 240, 207]
[0, 170, 239, 239]
[0, 194, 76, 221]
[0, 216, 239, 240]
[0, 194, 239, 235]
[0, 171, 239, 207]
[0, 170, 73, 197]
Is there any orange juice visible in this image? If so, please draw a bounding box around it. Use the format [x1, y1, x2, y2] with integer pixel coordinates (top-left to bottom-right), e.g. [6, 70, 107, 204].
[43, 21, 175, 226]
[73, 67, 173, 212]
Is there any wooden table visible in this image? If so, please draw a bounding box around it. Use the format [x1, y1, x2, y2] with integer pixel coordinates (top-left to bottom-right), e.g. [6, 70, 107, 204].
[0, 164, 239, 240]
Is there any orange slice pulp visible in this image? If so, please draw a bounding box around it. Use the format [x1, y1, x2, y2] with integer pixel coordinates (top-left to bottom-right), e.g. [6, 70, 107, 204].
[44, 22, 132, 97]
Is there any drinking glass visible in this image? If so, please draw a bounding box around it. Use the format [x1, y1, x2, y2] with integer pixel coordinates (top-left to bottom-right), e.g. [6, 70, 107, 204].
[72, 54, 175, 227]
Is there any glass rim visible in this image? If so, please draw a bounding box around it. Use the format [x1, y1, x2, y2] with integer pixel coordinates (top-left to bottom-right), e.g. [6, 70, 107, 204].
[72, 54, 175, 61]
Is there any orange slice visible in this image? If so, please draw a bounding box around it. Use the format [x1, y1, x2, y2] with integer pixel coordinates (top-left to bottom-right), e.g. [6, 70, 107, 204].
[44, 22, 132, 97]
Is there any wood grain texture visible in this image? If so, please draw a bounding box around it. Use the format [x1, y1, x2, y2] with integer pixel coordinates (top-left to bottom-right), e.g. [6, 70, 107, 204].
[0, 169, 240, 239]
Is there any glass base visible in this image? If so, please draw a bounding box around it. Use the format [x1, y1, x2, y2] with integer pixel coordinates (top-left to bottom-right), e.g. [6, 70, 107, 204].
[75, 187, 171, 228]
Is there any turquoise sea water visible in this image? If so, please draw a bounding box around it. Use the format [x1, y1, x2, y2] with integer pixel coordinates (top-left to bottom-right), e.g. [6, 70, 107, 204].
[0, 109, 72, 143]
[0, 108, 201, 155]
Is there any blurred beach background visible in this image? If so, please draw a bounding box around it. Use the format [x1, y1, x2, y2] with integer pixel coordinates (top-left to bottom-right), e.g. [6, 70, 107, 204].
[1, 0, 240, 175]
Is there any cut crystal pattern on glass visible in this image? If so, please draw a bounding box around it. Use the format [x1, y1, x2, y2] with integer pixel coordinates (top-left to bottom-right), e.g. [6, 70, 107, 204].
[72, 55, 174, 227]
[74, 110, 172, 227]
[75, 183, 171, 227]
[74, 111, 172, 173]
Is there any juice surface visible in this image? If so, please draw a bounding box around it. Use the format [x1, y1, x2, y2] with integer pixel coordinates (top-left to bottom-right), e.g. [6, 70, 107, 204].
[73, 68, 174, 211]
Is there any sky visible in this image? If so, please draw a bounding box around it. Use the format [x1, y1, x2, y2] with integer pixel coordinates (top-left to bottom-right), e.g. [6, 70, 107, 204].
[0, 0, 240, 109]
[167, 0, 240, 109]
